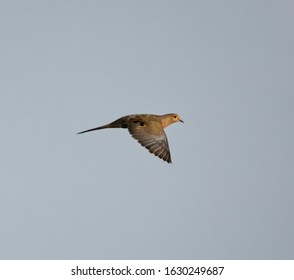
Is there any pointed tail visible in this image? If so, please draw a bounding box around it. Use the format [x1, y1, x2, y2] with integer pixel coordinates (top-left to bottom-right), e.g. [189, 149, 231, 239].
[77, 124, 111, 134]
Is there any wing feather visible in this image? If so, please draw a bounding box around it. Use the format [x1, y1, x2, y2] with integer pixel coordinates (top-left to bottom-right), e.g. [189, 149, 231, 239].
[127, 116, 172, 163]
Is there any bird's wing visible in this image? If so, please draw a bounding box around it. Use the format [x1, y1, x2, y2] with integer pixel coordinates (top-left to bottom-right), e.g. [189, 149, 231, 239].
[127, 116, 171, 163]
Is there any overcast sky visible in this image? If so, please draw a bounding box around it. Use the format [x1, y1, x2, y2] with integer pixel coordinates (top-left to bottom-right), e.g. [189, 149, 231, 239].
[1, 0, 293, 259]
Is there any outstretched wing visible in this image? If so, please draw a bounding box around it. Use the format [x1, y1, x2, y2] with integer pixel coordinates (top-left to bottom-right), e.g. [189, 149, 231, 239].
[127, 116, 172, 163]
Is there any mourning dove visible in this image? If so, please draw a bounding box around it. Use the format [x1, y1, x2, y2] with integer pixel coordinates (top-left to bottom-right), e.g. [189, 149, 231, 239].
[78, 113, 184, 163]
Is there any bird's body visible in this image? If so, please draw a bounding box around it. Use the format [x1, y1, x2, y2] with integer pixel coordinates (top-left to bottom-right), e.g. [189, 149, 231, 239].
[78, 113, 183, 163]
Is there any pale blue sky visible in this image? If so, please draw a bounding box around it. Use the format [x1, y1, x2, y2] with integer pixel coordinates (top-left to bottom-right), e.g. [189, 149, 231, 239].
[1, 0, 293, 259]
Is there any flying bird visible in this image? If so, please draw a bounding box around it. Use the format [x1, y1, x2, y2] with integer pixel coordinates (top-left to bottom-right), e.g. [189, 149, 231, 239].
[78, 113, 184, 163]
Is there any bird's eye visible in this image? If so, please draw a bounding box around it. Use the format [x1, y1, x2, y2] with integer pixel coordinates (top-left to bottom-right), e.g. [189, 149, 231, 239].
[174, 115, 177, 119]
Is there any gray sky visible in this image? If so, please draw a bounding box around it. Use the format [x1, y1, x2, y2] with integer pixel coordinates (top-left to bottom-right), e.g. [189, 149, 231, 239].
[1, 0, 293, 259]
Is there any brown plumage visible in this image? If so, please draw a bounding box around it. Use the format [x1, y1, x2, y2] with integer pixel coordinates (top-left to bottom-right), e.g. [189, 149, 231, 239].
[78, 113, 184, 163]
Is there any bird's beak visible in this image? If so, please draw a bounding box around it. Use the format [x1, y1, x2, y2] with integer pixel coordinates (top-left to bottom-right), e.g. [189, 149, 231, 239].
[180, 119, 184, 123]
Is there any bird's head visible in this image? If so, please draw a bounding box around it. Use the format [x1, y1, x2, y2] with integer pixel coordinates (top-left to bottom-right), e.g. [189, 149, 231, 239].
[171, 114, 184, 124]
[162, 113, 184, 128]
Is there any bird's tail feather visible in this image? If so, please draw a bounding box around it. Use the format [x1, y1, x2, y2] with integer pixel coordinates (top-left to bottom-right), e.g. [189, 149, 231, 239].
[77, 124, 112, 134]
[78, 116, 129, 134]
